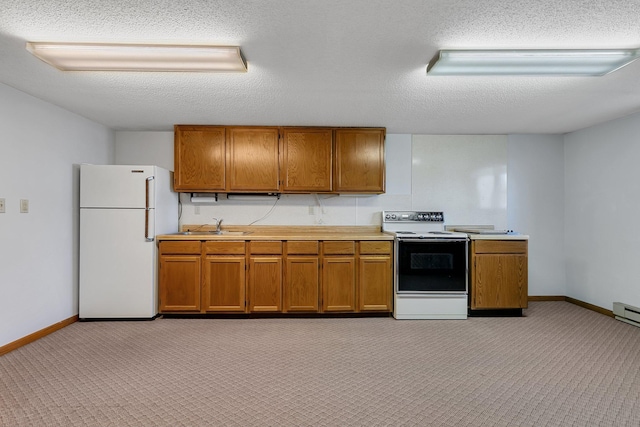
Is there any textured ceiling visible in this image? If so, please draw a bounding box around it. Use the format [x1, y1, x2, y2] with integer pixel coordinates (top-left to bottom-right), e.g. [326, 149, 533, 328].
[1, 0, 640, 134]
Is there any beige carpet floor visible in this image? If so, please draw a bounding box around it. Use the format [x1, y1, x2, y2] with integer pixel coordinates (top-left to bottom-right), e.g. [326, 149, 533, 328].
[1, 301, 640, 426]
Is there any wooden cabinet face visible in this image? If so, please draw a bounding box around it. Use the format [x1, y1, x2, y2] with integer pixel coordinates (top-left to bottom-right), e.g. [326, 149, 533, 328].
[334, 129, 385, 193]
[159, 255, 201, 312]
[360, 241, 392, 255]
[204, 241, 246, 255]
[323, 241, 355, 255]
[281, 128, 332, 192]
[174, 126, 226, 191]
[227, 127, 280, 191]
[203, 256, 246, 312]
[471, 240, 528, 310]
[473, 254, 527, 309]
[286, 241, 319, 255]
[358, 255, 392, 312]
[322, 257, 356, 312]
[284, 257, 319, 312]
[249, 257, 283, 312]
[474, 240, 527, 254]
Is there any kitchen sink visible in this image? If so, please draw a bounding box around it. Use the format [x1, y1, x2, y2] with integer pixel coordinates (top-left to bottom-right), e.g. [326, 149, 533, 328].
[176, 231, 252, 236]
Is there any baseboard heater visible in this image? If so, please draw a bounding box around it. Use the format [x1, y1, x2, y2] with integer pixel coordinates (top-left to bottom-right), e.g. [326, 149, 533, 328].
[613, 302, 640, 328]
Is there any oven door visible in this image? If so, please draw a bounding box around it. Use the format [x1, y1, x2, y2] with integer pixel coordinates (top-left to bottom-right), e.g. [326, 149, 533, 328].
[396, 238, 468, 294]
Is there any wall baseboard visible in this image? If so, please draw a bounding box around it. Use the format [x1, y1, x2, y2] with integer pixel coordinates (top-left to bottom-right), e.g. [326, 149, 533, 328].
[529, 295, 614, 318]
[528, 295, 565, 302]
[564, 297, 614, 318]
[0, 315, 78, 357]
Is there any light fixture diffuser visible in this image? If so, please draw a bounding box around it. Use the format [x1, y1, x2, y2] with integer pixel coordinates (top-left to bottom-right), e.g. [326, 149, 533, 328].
[427, 49, 640, 76]
[26, 42, 247, 72]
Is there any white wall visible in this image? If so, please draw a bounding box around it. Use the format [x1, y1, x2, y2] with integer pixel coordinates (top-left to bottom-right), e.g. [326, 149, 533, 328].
[508, 135, 565, 296]
[115, 131, 174, 171]
[0, 83, 114, 348]
[412, 135, 508, 228]
[564, 112, 640, 310]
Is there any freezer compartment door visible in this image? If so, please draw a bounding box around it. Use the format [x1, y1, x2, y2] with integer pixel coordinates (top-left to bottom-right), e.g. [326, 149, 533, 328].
[81, 164, 156, 209]
[79, 208, 157, 319]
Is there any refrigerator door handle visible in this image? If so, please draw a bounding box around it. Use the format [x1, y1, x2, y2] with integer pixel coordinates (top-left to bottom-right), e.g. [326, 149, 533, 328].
[145, 176, 155, 242]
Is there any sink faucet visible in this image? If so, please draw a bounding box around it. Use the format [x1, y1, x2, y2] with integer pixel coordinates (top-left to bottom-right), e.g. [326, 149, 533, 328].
[212, 217, 223, 232]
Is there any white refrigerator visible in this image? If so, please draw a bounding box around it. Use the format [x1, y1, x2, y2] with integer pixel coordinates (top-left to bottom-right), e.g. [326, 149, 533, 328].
[79, 165, 178, 320]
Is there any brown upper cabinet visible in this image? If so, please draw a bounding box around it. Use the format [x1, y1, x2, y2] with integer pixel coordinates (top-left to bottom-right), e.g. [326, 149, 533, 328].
[174, 126, 226, 191]
[334, 128, 385, 193]
[281, 128, 333, 193]
[174, 125, 279, 193]
[226, 127, 280, 192]
[174, 125, 385, 194]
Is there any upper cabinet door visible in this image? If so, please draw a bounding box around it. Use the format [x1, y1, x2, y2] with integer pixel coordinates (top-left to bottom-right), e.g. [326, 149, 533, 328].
[334, 128, 385, 193]
[226, 127, 280, 192]
[174, 126, 226, 191]
[281, 128, 333, 193]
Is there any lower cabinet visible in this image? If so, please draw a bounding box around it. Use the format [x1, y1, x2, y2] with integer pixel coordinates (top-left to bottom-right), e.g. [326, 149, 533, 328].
[249, 257, 283, 312]
[202, 242, 246, 312]
[159, 241, 202, 312]
[322, 241, 357, 312]
[322, 257, 357, 312]
[358, 252, 392, 311]
[470, 240, 528, 310]
[158, 238, 393, 315]
[320, 240, 392, 312]
[284, 241, 320, 312]
[248, 241, 283, 312]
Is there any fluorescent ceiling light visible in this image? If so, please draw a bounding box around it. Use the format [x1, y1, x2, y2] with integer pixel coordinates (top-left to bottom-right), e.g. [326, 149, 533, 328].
[25, 42, 247, 72]
[427, 49, 640, 76]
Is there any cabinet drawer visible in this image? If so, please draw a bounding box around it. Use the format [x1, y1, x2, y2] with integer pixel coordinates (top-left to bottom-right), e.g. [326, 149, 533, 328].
[360, 241, 392, 255]
[159, 241, 202, 255]
[474, 240, 527, 254]
[286, 241, 319, 255]
[323, 241, 355, 255]
[250, 241, 283, 255]
[204, 241, 246, 255]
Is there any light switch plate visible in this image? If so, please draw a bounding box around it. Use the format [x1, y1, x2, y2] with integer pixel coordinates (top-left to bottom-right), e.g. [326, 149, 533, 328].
[20, 199, 29, 213]
[0, 198, 5, 213]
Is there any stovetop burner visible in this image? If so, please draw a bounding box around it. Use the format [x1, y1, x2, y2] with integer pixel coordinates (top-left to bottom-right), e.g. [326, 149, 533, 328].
[396, 231, 453, 235]
[382, 210, 468, 240]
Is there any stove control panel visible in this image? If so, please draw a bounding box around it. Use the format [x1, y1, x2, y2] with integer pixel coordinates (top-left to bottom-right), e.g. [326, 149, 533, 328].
[383, 210, 444, 222]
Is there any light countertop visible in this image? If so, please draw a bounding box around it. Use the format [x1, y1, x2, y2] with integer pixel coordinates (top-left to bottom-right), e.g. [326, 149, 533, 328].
[157, 225, 394, 241]
[464, 232, 529, 240]
[446, 226, 529, 240]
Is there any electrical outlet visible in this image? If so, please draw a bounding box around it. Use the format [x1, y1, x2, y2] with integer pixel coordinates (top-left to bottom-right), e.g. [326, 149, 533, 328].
[194, 205, 200, 215]
[0, 198, 5, 213]
[20, 199, 29, 213]
[308, 205, 315, 215]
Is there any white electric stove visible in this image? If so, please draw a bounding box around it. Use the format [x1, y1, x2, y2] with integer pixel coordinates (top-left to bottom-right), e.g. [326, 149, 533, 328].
[383, 211, 469, 320]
